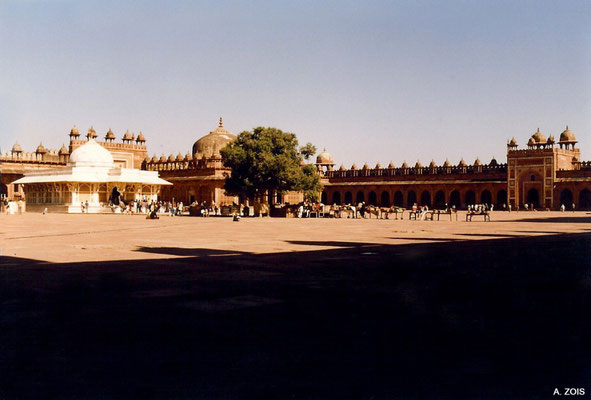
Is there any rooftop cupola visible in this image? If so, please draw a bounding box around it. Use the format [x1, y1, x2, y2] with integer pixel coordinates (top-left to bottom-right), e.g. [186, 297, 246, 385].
[531, 128, 546, 147]
[11, 142, 23, 156]
[69, 125, 80, 139]
[559, 125, 577, 149]
[122, 130, 134, 144]
[136, 132, 146, 143]
[507, 137, 518, 149]
[35, 143, 47, 154]
[105, 128, 116, 142]
[86, 126, 97, 140]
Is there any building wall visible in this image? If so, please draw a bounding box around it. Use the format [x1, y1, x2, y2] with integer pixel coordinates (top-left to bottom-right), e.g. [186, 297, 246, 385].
[323, 164, 507, 209]
[3, 128, 591, 211]
[0, 157, 66, 200]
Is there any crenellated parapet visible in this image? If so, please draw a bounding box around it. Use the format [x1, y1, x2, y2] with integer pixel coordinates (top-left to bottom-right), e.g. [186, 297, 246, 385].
[67, 126, 148, 169]
[326, 159, 506, 179]
[142, 154, 227, 172]
[0, 145, 66, 165]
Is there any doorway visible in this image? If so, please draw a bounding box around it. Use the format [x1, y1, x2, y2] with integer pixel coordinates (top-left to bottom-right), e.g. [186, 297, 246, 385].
[526, 188, 540, 208]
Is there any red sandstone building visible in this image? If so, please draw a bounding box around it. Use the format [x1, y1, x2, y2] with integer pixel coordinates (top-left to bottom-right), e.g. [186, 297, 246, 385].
[2, 123, 590, 210]
[319, 126, 590, 210]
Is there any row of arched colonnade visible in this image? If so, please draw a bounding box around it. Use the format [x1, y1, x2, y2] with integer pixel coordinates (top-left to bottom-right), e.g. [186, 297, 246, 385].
[321, 186, 507, 209]
[322, 185, 591, 209]
[558, 187, 591, 210]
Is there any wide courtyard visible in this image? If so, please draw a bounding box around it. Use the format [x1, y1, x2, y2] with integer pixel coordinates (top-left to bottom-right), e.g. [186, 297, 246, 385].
[1, 211, 590, 263]
[1, 211, 590, 399]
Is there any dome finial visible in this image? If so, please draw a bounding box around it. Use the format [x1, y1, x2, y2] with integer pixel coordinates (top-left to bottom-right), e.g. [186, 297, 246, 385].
[219, 117, 223, 128]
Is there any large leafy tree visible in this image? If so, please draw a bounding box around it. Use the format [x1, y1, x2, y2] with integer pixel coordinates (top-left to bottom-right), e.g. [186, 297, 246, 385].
[220, 127, 322, 202]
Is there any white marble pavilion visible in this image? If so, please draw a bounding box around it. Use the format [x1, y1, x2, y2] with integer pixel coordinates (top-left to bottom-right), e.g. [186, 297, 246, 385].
[13, 139, 171, 213]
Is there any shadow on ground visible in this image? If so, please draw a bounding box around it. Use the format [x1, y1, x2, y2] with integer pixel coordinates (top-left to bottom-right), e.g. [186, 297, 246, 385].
[1, 232, 591, 399]
[497, 215, 591, 224]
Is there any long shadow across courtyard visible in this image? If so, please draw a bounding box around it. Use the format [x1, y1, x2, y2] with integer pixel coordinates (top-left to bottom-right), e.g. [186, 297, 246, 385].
[1, 232, 590, 399]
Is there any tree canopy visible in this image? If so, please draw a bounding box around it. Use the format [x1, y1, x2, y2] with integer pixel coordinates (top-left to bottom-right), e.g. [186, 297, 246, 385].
[299, 142, 317, 161]
[220, 127, 322, 201]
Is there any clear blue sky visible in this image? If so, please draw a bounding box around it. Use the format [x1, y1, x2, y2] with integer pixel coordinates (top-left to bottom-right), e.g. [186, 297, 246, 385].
[1, 0, 590, 167]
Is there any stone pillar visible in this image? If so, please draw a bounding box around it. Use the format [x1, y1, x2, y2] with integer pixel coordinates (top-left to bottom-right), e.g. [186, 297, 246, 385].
[91, 184, 99, 204]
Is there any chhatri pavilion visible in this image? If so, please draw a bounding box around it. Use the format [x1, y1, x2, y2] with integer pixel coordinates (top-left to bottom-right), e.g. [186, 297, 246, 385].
[12, 139, 170, 213]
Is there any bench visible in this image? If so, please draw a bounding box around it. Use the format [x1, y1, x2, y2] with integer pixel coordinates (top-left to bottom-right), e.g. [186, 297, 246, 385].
[432, 209, 458, 221]
[381, 208, 405, 220]
[423, 211, 436, 221]
[466, 211, 491, 221]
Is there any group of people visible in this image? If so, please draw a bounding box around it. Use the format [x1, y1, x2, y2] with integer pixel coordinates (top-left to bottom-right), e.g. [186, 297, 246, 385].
[410, 203, 432, 220]
[103, 193, 184, 218]
[467, 203, 493, 213]
[296, 201, 322, 218]
[560, 203, 576, 212]
[2, 197, 25, 215]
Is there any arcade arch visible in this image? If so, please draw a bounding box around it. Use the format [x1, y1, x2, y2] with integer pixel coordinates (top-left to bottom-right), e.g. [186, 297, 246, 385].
[420, 190, 431, 207]
[344, 191, 353, 205]
[465, 190, 476, 207]
[368, 191, 377, 205]
[434, 190, 445, 208]
[394, 191, 403, 207]
[481, 190, 492, 206]
[407, 191, 417, 208]
[332, 191, 341, 205]
[380, 191, 390, 206]
[559, 189, 573, 208]
[356, 191, 365, 204]
[497, 190, 507, 207]
[449, 190, 461, 208]
[579, 188, 591, 209]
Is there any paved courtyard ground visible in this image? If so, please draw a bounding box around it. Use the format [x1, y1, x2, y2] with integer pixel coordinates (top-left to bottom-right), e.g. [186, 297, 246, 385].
[1, 211, 590, 263]
[1, 212, 590, 399]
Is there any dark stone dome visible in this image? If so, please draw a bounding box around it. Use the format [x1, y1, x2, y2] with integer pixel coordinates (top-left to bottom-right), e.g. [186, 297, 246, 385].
[192, 118, 236, 158]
